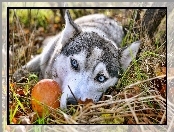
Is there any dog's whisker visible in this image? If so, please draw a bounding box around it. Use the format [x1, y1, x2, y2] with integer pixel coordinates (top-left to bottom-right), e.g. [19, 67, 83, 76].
[68, 85, 78, 103]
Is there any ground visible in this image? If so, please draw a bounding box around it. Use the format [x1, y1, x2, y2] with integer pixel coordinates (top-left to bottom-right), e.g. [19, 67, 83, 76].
[8, 9, 166, 124]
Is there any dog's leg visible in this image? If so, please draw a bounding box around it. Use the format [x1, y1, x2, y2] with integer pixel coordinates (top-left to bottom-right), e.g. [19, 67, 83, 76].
[13, 55, 41, 82]
[25, 54, 41, 72]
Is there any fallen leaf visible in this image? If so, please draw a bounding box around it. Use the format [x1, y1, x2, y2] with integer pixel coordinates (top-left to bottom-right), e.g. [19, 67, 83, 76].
[12, 118, 17, 124]
[127, 118, 135, 124]
[16, 88, 25, 96]
[78, 98, 94, 105]
[10, 82, 16, 89]
[132, 86, 141, 95]
[151, 76, 166, 98]
[155, 67, 166, 76]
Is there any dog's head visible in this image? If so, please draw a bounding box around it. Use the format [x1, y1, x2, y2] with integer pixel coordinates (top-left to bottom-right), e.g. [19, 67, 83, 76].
[52, 10, 140, 109]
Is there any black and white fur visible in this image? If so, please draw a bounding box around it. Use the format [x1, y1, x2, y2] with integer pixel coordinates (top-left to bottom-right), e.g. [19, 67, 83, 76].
[13, 10, 140, 109]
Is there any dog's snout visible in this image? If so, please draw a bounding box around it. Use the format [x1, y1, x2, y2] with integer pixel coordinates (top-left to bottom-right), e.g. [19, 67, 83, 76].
[67, 97, 78, 106]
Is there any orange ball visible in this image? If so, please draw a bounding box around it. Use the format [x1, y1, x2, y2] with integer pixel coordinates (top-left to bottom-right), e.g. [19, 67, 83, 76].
[31, 79, 62, 117]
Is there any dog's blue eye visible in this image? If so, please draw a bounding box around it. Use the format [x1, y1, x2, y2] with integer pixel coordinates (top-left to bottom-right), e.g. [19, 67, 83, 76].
[96, 74, 107, 83]
[71, 59, 79, 70]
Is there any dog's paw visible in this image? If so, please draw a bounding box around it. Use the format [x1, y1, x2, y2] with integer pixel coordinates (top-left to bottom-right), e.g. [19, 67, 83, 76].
[12, 67, 32, 82]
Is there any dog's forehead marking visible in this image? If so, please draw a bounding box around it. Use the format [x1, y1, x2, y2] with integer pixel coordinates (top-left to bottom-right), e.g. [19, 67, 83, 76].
[61, 32, 121, 77]
[85, 47, 103, 72]
[86, 47, 102, 63]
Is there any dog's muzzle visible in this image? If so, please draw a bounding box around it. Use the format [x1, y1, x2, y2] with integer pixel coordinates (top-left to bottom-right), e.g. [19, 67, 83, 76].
[67, 97, 78, 106]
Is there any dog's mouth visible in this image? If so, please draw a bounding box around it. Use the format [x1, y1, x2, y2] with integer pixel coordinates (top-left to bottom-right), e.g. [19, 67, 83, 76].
[63, 85, 94, 109]
[67, 85, 78, 104]
[67, 97, 78, 106]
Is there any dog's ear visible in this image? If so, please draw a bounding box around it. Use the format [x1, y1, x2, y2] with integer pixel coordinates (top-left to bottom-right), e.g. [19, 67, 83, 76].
[60, 10, 82, 45]
[120, 41, 140, 71]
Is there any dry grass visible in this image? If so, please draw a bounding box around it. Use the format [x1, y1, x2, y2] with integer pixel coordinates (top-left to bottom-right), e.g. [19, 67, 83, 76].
[61, 77, 166, 124]
[8, 9, 167, 124]
[9, 75, 166, 124]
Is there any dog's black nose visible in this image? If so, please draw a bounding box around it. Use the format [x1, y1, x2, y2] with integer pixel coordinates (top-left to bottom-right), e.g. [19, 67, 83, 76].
[67, 97, 78, 106]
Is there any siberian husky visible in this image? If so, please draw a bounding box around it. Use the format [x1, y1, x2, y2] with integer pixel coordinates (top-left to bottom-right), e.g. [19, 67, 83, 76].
[13, 10, 140, 109]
